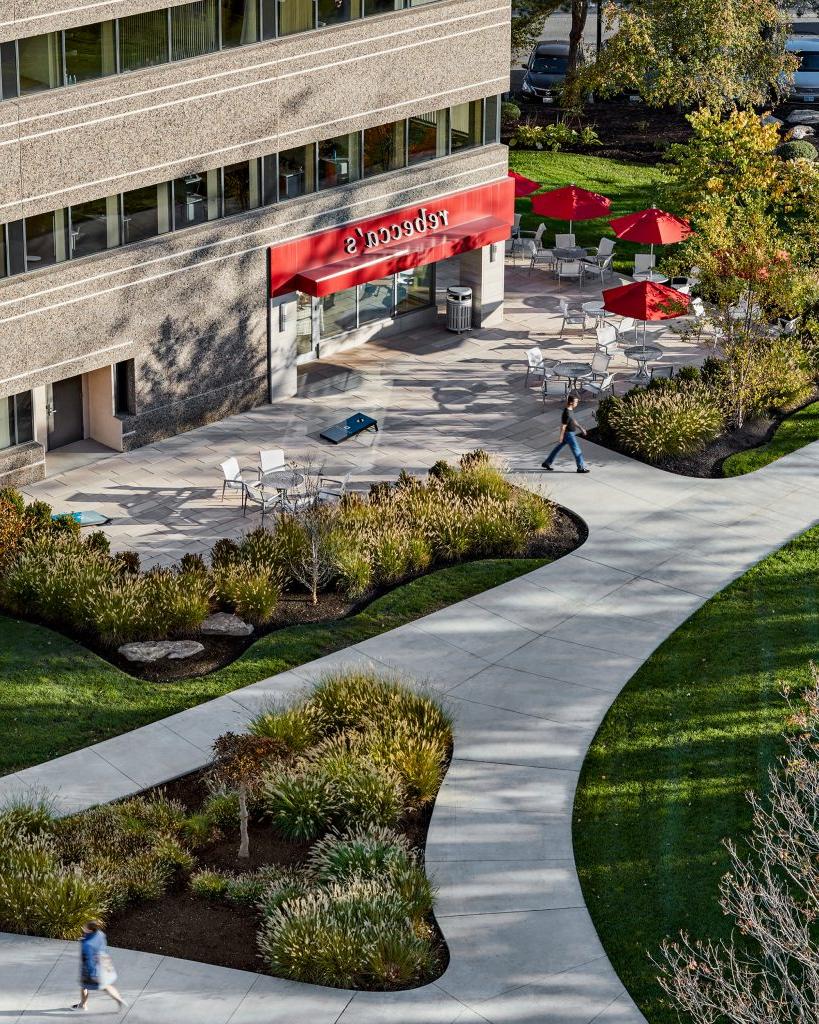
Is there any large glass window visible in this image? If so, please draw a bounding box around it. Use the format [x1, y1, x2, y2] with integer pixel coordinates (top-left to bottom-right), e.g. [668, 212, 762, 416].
[70, 196, 120, 257]
[173, 169, 221, 226]
[171, 0, 218, 61]
[262, 0, 278, 38]
[318, 0, 362, 26]
[450, 99, 483, 152]
[221, 0, 259, 48]
[278, 0, 315, 36]
[484, 95, 500, 144]
[320, 286, 357, 337]
[295, 292, 314, 357]
[24, 210, 68, 270]
[0, 391, 34, 451]
[408, 110, 447, 165]
[364, 0, 402, 13]
[279, 144, 315, 199]
[18, 33, 63, 94]
[318, 133, 361, 191]
[363, 122, 405, 177]
[7, 221, 25, 276]
[64, 22, 116, 84]
[262, 154, 278, 205]
[123, 182, 172, 244]
[223, 159, 261, 216]
[119, 10, 170, 72]
[396, 263, 433, 314]
[0, 41, 18, 100]
[358, 275, 394, 324]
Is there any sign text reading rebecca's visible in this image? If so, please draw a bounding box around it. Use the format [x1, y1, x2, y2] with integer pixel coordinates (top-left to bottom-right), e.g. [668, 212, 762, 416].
[343, 207, 450, 255]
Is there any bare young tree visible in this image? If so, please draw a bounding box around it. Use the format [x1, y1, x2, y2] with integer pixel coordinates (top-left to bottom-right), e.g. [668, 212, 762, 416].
[284, 457, 337, 606]
[654, 667, 819, 1024]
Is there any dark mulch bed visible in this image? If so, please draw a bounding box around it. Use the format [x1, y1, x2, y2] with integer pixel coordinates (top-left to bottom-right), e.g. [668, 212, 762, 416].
[588, 391, 819, 478]
[104, 762, 448, 982]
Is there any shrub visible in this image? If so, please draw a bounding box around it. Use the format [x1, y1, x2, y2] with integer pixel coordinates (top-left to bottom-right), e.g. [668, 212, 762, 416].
[466, 496, 528, 557]
[0, 486, 25, 514]
[307, 826, 414, 886]
[500, 100, 521, 129]
[321, 756, 404, 831]
[239, 527, 280, 572]
[179, 552, 207, 574]
[332, 539, 373, 600]
[249, 704, 322, 753]
[0, 791, 55, 834]
[263, 770, 337, 841]
[141, 568, 212, 637]
[365, 727, 448, 807]
[87, 578, 148, 647]
[608, 384, 723, 461]
[215, 564, 279, 624]
[190, 869, 229, 899]
[85, 530, 110, 554]
[256, 866, 310, 916]
[113, 550, 140, 575]
[201, 789, 241, 832]
[511, 123, 549, 149]
[777, 139, 818, 161]
[210, 537, 241, 569]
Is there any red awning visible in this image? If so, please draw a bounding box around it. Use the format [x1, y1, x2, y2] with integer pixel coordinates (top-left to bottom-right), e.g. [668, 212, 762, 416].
[292, 215, 510, 297]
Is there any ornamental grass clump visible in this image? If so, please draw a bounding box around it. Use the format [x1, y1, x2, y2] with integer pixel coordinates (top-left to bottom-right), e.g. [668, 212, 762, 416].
[607, 384, 723, 461]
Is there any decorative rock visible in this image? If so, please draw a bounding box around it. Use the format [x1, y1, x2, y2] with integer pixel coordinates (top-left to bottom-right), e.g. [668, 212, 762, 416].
[761, 114, 783, 128]
[790, 124, 816, 139]
[118, 640, 205, 662]
[787, 109, 819, 125]
[200, 612, 254, 637]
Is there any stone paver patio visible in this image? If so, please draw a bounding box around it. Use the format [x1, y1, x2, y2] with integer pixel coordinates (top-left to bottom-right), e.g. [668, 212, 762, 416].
[3, 258, 817, 1024]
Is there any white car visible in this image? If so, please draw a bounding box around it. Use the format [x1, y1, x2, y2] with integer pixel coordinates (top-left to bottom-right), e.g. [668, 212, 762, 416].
[786, 35, 819, 101]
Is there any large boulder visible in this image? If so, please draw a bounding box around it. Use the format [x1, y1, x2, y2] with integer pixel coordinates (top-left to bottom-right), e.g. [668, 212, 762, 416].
[200, 612, 254, 637]
[761, 114, 784, 128]
[787, 109, 819, 125]
[119, 640, 205, 662]
[790, 124, 816, 139]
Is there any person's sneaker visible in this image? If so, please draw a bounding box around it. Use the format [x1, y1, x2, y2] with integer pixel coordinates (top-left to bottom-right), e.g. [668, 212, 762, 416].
[541, 461, 553, 470]
[577, 468, 590, 474]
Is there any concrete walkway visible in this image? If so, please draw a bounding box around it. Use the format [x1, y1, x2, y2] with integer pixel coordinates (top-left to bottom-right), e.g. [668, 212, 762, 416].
[3, 434, 819, 1022]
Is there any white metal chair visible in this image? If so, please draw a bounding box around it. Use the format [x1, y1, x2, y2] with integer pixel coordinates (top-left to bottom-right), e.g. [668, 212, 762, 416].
[595, 323, 618, 354]
[512, 213, 522, 238]
[243, 481, 281, 521]
[525, 346, 547, 387]
[542, 376, 568, 404]
[220, 457, 254, 502]
[582, 253, 613, 283]
[258, 448, 287, 476]
[617, 316, 637, 343]
[590, 351, 611, 379]
[528, 228, 556, 273]
[555, 232, 576, 249]
[557, 260, 584, 286]
[649, 364, 674, 380]
[558, 298, 586, 338]
[595, 237, 616, 258]
[317, 471, 351, 503]
[584, 373, 616, 398]
[633, 253, 656, 276]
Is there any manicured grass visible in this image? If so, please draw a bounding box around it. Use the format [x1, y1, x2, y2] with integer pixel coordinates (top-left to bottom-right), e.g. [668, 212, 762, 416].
[573, 524, 819, 1024]
[0, 558, 545, 776]
[508, 151, 669, 275]
[722, 400, 819, 477]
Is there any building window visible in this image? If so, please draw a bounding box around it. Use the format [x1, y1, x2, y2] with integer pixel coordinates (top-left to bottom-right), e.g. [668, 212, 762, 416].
[123, 182, 172, 244]
[408, 110, 448, 164]
[358, 276, 394, 324]
[171, 0, 219, 61]
[24, 210, 68, 270]
[223, 159, 261, 216]
[278, 0, 316, 36]
[279, 144, 315, 199]
[450, 99, 483, 152]
[17, 33, 63, 94]
[318, 133, 361, 190]
[0, 41, 18, 100]
[64, 21, 117, 84]
[396, 263, 434, 314]
[320, 286, 358, 338]
[484, 94, 500, 144]
[119, 10, 170, 72]
[364, 0, 402, 13]
[173, 170, 221, 227]
[262, 154, 278, 205]
[318, 0, 362, 26]
[114, 361, 135, 416]
[363, 122, 406, 177]
[221, 0, 260, 48]
[261, 0, 278, 38]
[0, 390, 34, 450]
[70, 196, 121, 257]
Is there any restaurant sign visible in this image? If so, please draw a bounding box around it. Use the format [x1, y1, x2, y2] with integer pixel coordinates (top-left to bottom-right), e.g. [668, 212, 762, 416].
[343, 207, 451, 254]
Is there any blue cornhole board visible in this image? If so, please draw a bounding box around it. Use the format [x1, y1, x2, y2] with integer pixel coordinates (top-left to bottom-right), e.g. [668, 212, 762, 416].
[320, 412, 379, 445]
[52, 510, 111, 527]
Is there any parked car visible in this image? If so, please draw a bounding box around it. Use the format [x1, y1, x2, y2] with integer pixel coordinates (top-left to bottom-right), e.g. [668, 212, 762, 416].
[518, 41, 575, 102]
[786, 35, 819, 101]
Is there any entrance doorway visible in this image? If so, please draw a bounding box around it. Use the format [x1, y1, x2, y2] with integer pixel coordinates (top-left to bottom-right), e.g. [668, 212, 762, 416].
[46, 374, 84, 449]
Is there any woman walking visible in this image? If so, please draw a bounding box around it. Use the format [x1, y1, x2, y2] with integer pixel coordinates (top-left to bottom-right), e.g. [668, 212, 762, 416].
[73, 921, 127, 1011]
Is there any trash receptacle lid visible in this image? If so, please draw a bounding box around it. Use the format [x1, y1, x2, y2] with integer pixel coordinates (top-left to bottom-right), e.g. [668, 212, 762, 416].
[447, 286, 472, 299]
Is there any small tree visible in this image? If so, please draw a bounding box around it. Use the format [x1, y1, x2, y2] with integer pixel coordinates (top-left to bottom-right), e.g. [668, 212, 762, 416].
[655, 668, 819, 1024]
[211, 733, 286, 859]
[284, 459, 338, 607]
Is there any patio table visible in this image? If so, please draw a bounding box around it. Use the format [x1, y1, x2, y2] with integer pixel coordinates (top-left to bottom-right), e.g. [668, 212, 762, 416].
[633, 271, 669, 284]
[582, 300, 616, 325]
[259, 469, 305, 491]
[624, 344, 663, 383]
[553, 360, 594, 390]
[553, 247, 588, 261]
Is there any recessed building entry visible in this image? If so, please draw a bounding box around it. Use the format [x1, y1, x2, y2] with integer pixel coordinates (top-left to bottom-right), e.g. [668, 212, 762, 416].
[46, 374, 84, 449]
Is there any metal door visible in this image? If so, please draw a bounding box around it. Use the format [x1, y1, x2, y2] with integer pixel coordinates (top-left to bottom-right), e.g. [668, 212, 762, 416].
[46, 375, 84, 449]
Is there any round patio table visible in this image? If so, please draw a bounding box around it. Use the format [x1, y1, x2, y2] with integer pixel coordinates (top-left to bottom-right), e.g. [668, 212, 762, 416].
[553, 247, 588, 261]
[259, 469, 305, 491]
[553, 360, 594, 390]
[624, 344, 663, 383]
[633, 271, 669, 284]
[582, 300, 616, 325]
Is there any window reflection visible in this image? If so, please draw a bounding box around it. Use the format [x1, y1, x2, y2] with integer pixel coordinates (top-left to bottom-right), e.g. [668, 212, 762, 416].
[450, 99, 483, 152]
[279, 145, 315, 199]
[173, 170, 221, 227]
[171, 0, 218, 61]
[65, 22, 116, 83]
[24, 210, 68, 270]
[18, 33, 63, 94]
[363, 122, 406, 177]
[70, 196, 120, 257]
[122, 183, 172, 244]
[119, 10, 170, 71]
[318, 0, 362, 25]
[1, 391, 34, 450]
[396, 263, 434, 314]
[408, 110, 448, 165]
[320, 286, 357, 337]
[358, 276, 394, 324]
[224, 159, 261, 216]
[318, 134, 361, 190]
[278, 0, 315, 36]
[364, 0, 402, 12]
[221, 0, 259, 48]
[484, 95, 499, 144]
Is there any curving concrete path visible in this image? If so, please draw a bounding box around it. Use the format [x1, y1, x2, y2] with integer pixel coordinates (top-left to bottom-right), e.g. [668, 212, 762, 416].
[2, 439, 819, 1024]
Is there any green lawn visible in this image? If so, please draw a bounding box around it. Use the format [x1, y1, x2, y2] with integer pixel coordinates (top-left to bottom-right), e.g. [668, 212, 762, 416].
[573, 525, 819, 1024]
[508, 151, 669, 275]
[0, 558, 545, 776]
[722, 400, 819, 477]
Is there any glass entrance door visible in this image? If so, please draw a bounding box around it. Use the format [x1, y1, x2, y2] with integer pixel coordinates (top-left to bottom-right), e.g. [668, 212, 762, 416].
[295, 292, 318, 361]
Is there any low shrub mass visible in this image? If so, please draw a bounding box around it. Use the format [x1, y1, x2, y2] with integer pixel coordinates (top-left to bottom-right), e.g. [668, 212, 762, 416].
[605, 383, 723, 460]
[0, 452, 554, 652]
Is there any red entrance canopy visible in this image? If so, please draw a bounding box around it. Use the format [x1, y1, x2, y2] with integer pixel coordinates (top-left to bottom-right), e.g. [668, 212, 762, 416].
[508, 170, 540, 197]
[269, 178, 514, 298]
[530, 184, 611, 224]
[609, 207, 691, 247]
[602, 280, 690, 321]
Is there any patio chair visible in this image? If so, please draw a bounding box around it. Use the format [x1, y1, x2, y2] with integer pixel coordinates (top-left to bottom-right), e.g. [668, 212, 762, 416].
[633, 253, 656, 276]
[512, 213, 522, 239]
[258, 448, 287, 476]
[220, 457, 255, 502]
[557, 260, 584, 287]
[581, 253, 613, 284]
[558, 298, 587, 338]
[589, 237, 616, 258]
[771, 316, 799, 337]
[318, 471, 352, 503]
[595, 323, 618, 354]
[243, 481, 281, 522]
[542, 376, 569, 404]
[590, 350, 611, 380]
[525, 346, 548, 387]
[555, 232, 576, 249]
[528, 231, 556, 274]
[616, 316, 637, 343]
[649, 364, 674, 380]
[584, 372, 616, 398]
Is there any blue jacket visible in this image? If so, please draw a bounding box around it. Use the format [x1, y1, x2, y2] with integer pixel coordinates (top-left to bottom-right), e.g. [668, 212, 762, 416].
[80, 930, 107, 988]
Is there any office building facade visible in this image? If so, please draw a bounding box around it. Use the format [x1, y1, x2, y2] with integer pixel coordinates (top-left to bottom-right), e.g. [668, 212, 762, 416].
[0, 0, 512, 485]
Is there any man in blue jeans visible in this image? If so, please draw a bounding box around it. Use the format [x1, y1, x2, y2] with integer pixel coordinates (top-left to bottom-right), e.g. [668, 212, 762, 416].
[542, 393, 590, 473]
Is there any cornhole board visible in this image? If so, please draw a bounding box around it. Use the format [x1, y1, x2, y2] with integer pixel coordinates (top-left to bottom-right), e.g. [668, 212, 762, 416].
[320, 412, 379, 445]
[51, 510, 111, 527]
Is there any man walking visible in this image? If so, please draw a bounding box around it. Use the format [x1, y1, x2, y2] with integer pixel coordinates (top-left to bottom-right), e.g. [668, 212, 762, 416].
[542, 392, 590, 473]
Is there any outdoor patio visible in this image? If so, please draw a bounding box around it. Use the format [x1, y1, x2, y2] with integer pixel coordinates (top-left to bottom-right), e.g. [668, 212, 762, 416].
[21, 254, 711, 567]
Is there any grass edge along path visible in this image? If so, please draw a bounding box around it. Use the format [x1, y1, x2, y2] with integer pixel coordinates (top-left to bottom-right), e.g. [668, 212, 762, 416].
[0, 558, 545, 777]
[722, 400, 819, 477]
[572, 523, 819, 1024]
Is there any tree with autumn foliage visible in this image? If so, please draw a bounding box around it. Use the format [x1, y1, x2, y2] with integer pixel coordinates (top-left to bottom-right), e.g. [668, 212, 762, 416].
[211, 733, 287, 860]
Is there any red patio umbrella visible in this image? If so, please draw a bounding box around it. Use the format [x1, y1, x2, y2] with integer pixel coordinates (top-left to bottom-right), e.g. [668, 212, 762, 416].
[609, 206, 692, 256]
[603, 280, 690, 351]
[530, 184, 611, 232]
[508, 170, 541, 198]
